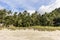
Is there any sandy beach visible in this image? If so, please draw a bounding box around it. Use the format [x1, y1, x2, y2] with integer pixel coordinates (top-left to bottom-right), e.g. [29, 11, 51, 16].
[0, 29, 60, 40]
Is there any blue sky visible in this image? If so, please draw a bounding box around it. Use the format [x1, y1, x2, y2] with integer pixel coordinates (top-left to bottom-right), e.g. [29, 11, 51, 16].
[0, 0, 60, 13]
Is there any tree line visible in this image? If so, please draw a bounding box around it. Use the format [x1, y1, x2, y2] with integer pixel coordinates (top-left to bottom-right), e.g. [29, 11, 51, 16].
[0, 8, 60, 27]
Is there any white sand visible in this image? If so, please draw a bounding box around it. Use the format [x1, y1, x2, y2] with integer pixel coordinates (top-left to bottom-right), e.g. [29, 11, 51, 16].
[0, 29, 60, 40]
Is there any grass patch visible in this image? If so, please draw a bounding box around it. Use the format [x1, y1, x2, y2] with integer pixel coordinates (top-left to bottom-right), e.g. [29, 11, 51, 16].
[1, 26, 60, 31]
[32, 26, 60, 31]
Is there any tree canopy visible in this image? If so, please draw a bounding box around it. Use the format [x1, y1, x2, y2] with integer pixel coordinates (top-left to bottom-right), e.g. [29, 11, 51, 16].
[0, 8, 60, 27]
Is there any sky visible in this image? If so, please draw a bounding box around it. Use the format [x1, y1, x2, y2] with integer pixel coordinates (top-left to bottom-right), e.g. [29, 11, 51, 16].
[0, 0, 60, 14]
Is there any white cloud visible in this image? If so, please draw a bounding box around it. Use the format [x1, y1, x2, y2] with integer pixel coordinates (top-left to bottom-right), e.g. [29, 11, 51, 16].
[0, 0, 59, 14]
[0, 6, 4, 9]
[27, 10, 35, 14]
[0, 0, 36, 11]
[39, 0, 60, 14]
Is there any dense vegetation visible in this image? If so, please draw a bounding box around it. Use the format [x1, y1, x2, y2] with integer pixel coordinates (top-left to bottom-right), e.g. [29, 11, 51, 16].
[0, 8, 60, 27]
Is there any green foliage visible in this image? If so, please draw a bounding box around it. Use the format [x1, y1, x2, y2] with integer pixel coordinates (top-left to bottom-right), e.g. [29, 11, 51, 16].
[53, 17, 60, 26]
[0, 8, 60, 27]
